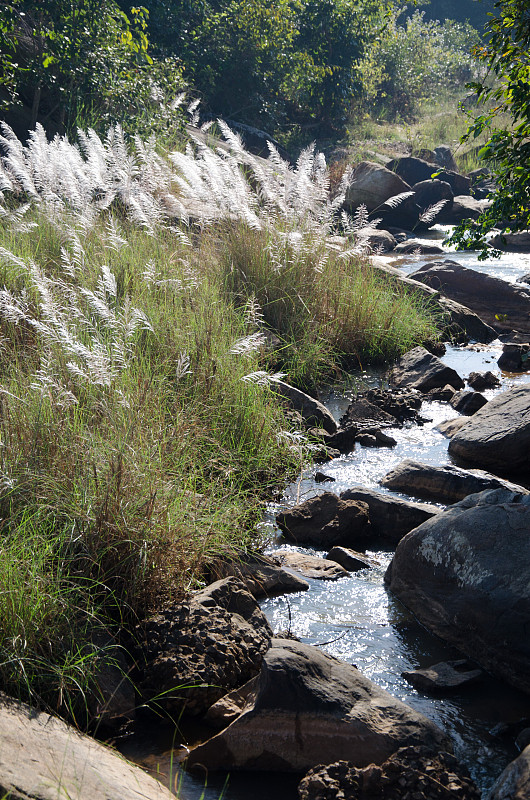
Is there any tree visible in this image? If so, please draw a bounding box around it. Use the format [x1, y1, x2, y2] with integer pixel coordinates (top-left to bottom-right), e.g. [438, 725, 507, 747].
[450, 0, 530, 257]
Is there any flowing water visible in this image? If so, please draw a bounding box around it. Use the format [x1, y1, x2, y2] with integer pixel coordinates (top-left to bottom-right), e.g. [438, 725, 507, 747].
[120, 241, 530, 799]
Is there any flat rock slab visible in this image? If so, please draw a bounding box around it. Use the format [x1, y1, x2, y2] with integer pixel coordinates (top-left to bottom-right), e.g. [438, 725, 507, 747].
[489, 743, 530, 800]
[0, 693, 168, 800]
[273, 550, 349, 580]
[208, 551, 309, 597]
[340, 485, 439, 544]
[380, 458, 529, 503]
[326, 546, 379, 571]
[186, 639, 449, 772]
[448, 384, 530, 473]
[436, 417, 469, 439]
[385, 489, 530, 694]
[389, 346, 464, 393]
[276, 492, 371, 548]
[402, 660, 484, 693]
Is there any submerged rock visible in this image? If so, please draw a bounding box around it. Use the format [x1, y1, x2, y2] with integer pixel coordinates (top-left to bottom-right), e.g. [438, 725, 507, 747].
[276, 492, 371, 548]
[186, 639, 450, 771]
[380, 458, 529, 503]
[385, 489, 530, 694]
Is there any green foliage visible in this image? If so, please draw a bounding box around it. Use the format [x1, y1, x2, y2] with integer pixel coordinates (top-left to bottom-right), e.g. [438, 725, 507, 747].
[450, 0, 530, 258]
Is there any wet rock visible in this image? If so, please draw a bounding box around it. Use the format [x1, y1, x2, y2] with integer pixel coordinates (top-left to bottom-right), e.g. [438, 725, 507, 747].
[402, 660, 484, 693]
[488, 743, 530, 799]
[340, 388, 422, 427]
[326, 546, 378, 571]
[389, 346, 464, 393]
[0, 692, 169, 800]
[449, 390, 488, 415]
[489, 231, 530, 252]
[341, 484, 440, 544]
[436, 417, 469, 438]
[380, 458, 529, 503]
[410, 260, 530, 337]
[424, 383, 457, 401]
[343, 161, 411, 213]
[135, 577, 272, 715]
[325, 424, 358, 453]
[448, 385, 530, 472]
[208, 551, 309, 598]
[498, 342, 530, 372]
[276, 492, 371, 547]
[394, 239, 446, 255]
[186, 639, 450, 772]
[315, 471, 336, 483]
[338, 398, 398, 428]
[273, 381, 338, 434]
[273, 551, 349, 580]
[298, 746, 479, 800]
[385, 489, 530, 695]
[467, 370, 500, 390]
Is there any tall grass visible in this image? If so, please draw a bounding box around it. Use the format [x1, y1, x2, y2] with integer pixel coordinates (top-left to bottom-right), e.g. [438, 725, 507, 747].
[0, 120, 440, 717]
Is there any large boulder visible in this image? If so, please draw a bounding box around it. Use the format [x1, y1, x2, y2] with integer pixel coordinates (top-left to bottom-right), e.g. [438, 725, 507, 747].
[380, 458, 529, 503]
[276, 492, 371, 547]
[135, 577, 272, 715]
[385, 489, 530, 694]
[389, 346, 464, 393]
[186, 639, 450, 771]
[448, 384, 530, 472]
[410, 260, 530, 337]
[340, 485, 440, 544]
[273, 381, 338, 434]
[488, 743, 530, 800]
[343, 161, 411, 213]
[489, 231, 530, 252]
[438, 196, 490, 223]
[386, 156, 471, 195]
[0, 693, 168, 800]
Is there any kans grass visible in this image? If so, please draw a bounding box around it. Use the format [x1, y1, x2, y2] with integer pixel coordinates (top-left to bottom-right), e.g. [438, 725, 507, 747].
[0, 120, 441, 722]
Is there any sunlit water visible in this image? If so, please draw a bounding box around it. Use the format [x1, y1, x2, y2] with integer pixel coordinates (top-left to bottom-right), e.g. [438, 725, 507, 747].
[120, 243, 530, 799]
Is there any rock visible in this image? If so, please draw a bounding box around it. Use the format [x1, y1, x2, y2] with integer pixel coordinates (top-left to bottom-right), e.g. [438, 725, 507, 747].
[387, 156, 471, 195]
[380, 458, 529, 503]
[410, 260, 530, 336]
[88, 632, 135, 731]
[389, 346, 464, 393]
[205, 677, 259, 729]
[273, 551, 349, 580]
[0, 692, 168, 800]
[449, 390, 488, 415]
[341, 485, 440, 544]
[437, 296, 498, 343]
[448, 385, 530, 472]
[276, 492, 371, 547]
[135, 577, 272, 715]
[498, 342, 530, 372]
[344, 161, 411, 213]
[354, 227, 397, 252]
[517, 273, 530, 285]
[298, 747, 480, 800]
[467, 370, 500, 390]
[273, 381, 338, 434]
[424, 383, 457, 401]
[385, 489, 530, 694]
[402, 660, 484, 693]
[186, 639, 450, 771]
[489, 231, 530, 252]
[324, 424, 358, 453]
[326, 546, 378, 571]
[340, 387, 422, 427]
[434, 145, 458, 171]
[438, 195, 489, 223]
[394, 239, 446, 255]
[489, 744, 530, 799]
[411, 177, 454, 211]
[516, 730, 530, 753]
[436, 417, 469, 438]
[208, 551, 309, 598]
[315, 471, 336, 483]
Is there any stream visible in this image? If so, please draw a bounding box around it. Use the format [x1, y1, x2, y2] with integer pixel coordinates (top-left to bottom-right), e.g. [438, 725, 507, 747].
[120, 236, 530, 799]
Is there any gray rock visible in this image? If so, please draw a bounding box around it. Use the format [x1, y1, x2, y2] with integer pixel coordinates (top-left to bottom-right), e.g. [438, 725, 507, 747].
[186, 639, 450, 771]
[517, 273, 530, 285]
[208, 551, 309, 598]
[273, 381, 338, 434]
[326, 546, 378, 571]
[516, 729, 530, 753]
[436, 417, 469, 438]
[467, 370, 500, 390]
[449, 390, 488, 415]
[437, 297, 498, 344]
[434, 145, 458, 171]
[276, 492, 371, 547]
[389, 346, 464, 393]
[344, 161, 411, 213]
[0, 693, 168, 800]
[387, 156, 471, 196]
[498, 342, 530, 372]
[448, 385, 530, 472]
[438, 195, 489, 223]
[380, 458, 529, 503]
[410, 260, 530, 337]
[488, 744, 530, 799]
[354, 227, 397, 252]
[385, 489, 530, 694]
[489, 231, 530, 252]
[314, 471, 336, 483]
[402, 660, 484, 693]
[273, 550, 349, 580]
[341, 484, 439, 544]
[394, 240, 446, 255]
